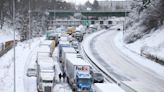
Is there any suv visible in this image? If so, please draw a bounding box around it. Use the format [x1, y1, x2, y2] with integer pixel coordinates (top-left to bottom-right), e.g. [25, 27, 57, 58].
[93, 72, 104, 83]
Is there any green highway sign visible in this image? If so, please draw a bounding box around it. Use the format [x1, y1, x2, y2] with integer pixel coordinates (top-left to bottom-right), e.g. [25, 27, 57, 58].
[82, 20, 90, 26]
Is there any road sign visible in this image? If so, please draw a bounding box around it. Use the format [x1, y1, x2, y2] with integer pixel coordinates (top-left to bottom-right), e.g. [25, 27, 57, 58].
[82, 20, 90, 26]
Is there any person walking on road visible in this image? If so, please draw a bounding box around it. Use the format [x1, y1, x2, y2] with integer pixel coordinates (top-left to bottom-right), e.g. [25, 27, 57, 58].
[59, 73, 62, 82]
[62, 72, 66, 82]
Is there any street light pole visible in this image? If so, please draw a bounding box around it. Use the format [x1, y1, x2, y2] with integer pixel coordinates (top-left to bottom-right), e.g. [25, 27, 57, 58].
[28, 0, 32, 48]
[12, 0, 16, 92]
[29, 0, 31, 40]
[123, 0, 127, 36]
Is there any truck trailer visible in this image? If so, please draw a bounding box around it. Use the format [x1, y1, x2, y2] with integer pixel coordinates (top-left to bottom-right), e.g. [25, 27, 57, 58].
[58, 41, 71, 62]
[65, 55, 93, 92]
[61, 47, 77, 71]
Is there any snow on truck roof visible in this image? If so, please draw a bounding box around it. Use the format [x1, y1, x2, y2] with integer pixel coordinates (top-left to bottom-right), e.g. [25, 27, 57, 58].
[40, 72, 54, 80]
[37, 57, 54, 65]
[94, 83, 125, 92]
[37, 57, 55, 70]
[62, 47, 76, 53]
[38, 56, 53, 61]
[65, 53, 82, 59]
[37, 46, 50, 52]
[60, 36, 68, 41]
[66, 56, 90, 66]
[37, 52, 50, 58]
[59, 41, 70, 45]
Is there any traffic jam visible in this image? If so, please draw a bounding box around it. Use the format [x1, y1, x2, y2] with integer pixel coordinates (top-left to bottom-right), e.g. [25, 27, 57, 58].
[26, 26, 125, 92]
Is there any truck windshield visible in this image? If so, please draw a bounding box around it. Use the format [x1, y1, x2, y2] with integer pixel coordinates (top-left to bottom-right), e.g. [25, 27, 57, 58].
[78, 78, 91, 83]
[42, 80, 53, 83]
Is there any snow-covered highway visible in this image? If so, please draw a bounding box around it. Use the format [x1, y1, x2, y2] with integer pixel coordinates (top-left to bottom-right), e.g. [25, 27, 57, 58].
[82, 29, 164, 92]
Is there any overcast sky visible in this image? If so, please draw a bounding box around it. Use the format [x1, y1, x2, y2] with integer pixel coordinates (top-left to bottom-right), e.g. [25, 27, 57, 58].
[65, 0, 126, 5]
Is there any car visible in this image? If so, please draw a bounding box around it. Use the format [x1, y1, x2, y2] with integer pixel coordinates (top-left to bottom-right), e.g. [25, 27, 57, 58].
[93, 72, 104, 83]
[26, 68, 37, 77]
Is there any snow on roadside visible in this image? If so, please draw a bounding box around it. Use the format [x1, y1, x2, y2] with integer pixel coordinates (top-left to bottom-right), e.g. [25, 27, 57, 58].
[114, 31, 164, 77]
[0, 38, 42, 92]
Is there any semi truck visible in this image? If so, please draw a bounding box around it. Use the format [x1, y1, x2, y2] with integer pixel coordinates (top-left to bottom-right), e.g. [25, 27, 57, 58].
[36, 52, 56, 92]
[72, 31, 83, 42]
[65, 54, 93, 92]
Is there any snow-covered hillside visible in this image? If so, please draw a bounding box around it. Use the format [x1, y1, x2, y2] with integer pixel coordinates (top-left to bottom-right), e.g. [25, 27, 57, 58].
[123, 0, 164, 65]
[125, 26, 164, 64]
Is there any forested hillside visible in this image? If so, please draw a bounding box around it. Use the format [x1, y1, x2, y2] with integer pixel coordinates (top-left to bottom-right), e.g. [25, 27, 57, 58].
[124, 0, 164, 43]
[0, 0, 75, 38]
[124, 0, 164, 65]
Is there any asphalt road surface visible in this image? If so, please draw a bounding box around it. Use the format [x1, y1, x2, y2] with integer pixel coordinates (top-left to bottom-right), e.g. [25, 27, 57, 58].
[87, 30, 164, 92]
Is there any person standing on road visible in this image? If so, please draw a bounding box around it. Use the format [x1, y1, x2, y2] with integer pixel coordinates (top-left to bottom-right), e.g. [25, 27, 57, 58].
[59, 73, 62, 82]
[62, 72, 66, 82]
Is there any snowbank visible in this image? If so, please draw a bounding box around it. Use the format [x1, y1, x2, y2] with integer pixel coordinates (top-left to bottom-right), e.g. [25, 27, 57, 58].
[114, 31, 164, 77]
[124, 25, 164, 64]
[0, 38, 41, 92]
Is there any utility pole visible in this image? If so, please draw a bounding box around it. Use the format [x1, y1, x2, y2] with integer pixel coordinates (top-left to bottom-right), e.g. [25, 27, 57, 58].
[123, 0, 128, 36]
[12, 0, 16, 92]
[28, 0, 31, 48]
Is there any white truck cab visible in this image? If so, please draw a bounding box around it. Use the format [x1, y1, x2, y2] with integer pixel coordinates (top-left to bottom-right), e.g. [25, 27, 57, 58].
[36, 52, 56, 92]
[38, 70, 55, 92]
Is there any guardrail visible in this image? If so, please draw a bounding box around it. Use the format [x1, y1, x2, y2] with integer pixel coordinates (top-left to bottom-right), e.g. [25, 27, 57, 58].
[82, 46, 137, 92]
[120, 82, 137, 92]
[0, 46, 13, 57]
[82, 46, 118, 83]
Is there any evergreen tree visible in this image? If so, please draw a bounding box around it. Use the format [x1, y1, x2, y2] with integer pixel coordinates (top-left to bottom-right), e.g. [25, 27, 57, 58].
[85, 1, 92, 9]
[92, 0, 100, 10]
